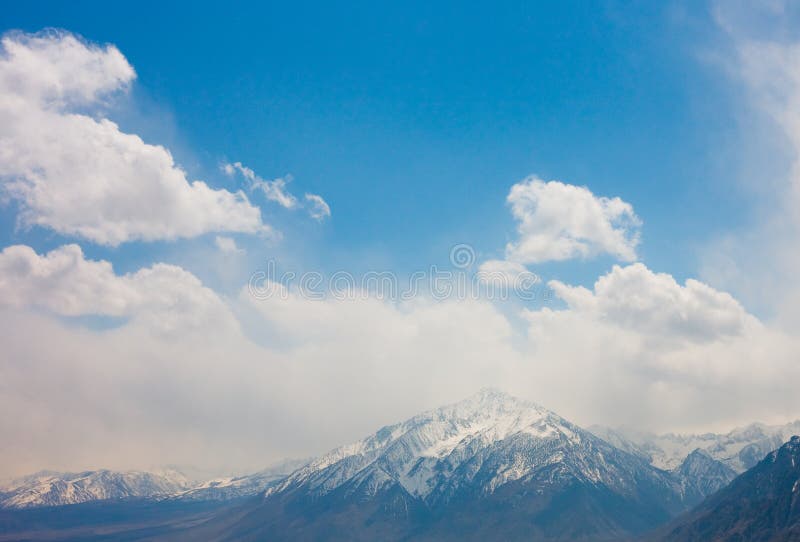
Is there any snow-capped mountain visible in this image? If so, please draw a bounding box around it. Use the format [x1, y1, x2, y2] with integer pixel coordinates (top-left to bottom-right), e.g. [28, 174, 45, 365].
[194, 389, 697, 541]
[268, 388, 684, 505]
[673, 449, 737, 498]
[169, 458, 309, 502]
[0, 469, 190, 509]
[658, 436, 800, 541]
[0, 459, 308, 509]
[591, 419, 800, 472]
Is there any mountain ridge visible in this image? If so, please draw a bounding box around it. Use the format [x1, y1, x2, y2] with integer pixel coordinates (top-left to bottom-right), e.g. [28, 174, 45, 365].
[188, 389, 700, 541]
[655, 435, 800, 541]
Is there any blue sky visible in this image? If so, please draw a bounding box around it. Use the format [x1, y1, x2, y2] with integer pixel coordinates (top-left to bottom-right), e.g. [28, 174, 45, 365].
[2, 1, 800, 476]
[0, 1, 764, 295]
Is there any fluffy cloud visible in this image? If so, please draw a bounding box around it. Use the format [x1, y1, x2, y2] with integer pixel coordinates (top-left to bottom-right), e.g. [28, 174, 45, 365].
[0, 244, 238, 335]
[0, 31, 268, 245]
[520, 263, 797, 429]
[224, 161, 330, 221]
[546, 263, 756, 344]
[504, 177, 641, 263]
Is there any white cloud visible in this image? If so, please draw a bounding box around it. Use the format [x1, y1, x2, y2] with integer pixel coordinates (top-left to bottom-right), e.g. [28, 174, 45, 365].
[0, 244, 238, 335]
[304, 193, 331, 221]
[699, 3, 800, 327]
[223, 161, 298, 210]
[504, 177, 641, 264]
[519, 263, 797, 430]
[214, 235, 245, 255]
[224, 161, 332, 220]
[547, 263, 755, 344]
[476, 259, 539, 293]
[1, 252, 799, 478]
[0, 31, 268, 246]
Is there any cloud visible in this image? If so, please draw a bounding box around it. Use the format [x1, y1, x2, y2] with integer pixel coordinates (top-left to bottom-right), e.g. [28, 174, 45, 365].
[699, 1, 800, 326]
[304, 193, 331, 221]
[0, 31, 268, 246]
[476, 259, 540, 296]
[520, 263, 798, 431]
[504, 177, 641, 264]
[547, 263, 756, 344]
[0, 244, 238, 335]
[0, 251, 798, 478]
[214, 235, 245, 255]
[224, 161, 331, 220]
[223, 162, 298, 209]
[0, 273, 523, 477]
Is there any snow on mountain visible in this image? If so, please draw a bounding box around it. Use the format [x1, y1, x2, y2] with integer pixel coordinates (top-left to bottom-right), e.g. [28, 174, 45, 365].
[0, 458, 309, 509]
[169, 458, 309, 502]
[590, 420, 800, 472]
[0, 469, 191, 509]
[674, 449, 737, 497]
[185, 389, 701, 541]
[658, 436, 800, 541]
[266, 389, 685, 507]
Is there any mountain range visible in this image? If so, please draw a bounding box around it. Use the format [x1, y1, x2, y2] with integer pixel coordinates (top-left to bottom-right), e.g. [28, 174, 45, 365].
[655, 435, 800, 541]
[0, 389, 798, 541]
[590, 420, 800, 473]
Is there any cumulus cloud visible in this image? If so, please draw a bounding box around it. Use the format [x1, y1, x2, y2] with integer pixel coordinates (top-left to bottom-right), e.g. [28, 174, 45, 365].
[504, 177, 641, 264]
[0, 31, 268, 245]
[520, 263, 797, 430]
[0, 244, 238, 335]
[224, 161, 330, 220]
[547, 263, 756, 344]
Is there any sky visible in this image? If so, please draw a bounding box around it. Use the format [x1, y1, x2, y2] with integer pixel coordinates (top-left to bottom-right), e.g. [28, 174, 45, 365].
[1, 0, 800, 478]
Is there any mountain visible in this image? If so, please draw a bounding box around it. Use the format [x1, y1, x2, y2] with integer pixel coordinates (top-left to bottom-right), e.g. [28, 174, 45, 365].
[0, 459, 308, 509]
[656, 435, 800, 541]
[591, 421, 800, 472]
[0, 469, 190, 509]
[168, 459, 309, 502]
[673, 449, 737, 499]
[186, 389, 698, 541]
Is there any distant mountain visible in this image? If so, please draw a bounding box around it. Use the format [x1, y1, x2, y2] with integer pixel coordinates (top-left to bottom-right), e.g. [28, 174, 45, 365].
[673, 449, 737, 499]
[0, 459, 308, 509]
[168, 459, 309, 502]
[188, 389, 699, 541]
[590, 420, 800, 472]
[656, 435, 800, 541]
[0, 469, 190, 509]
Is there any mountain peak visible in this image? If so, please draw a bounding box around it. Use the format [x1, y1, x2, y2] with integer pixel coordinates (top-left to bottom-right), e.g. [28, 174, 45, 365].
[266, 388, 675, 511]
[441, 388, 548, 419]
